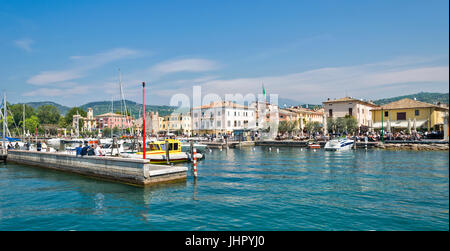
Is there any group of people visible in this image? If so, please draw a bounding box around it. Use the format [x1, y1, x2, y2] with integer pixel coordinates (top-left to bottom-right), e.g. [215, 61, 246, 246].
[6, 142, 20, 150]
[75, 144, 105, 157]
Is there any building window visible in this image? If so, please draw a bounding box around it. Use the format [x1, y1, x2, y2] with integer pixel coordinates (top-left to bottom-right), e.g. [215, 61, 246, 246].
[217, 121, 221, 127]
[397, 112, 406, 120]
[329, 109, 333, 117]
[415, 110, 420, 116]
[384, 111, 389, 117]
[349, 108, 353, 116]
[228, 121, 231, 127]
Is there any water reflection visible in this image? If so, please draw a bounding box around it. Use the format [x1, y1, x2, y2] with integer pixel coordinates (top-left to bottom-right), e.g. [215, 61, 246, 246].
[1, 147, 448, 230]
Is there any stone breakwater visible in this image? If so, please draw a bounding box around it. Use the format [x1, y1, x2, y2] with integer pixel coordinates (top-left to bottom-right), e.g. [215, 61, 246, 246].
[377, 143, 449, 151]
[7, 150, 188, 186]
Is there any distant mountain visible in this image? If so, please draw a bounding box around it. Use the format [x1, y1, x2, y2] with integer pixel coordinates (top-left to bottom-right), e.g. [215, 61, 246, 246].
[278, 97, 302, 107]
[24, 101, 71, 115]
[277, 97, 322, 109]
[373, 92, 449, 106]
[22, 100, 175, 117]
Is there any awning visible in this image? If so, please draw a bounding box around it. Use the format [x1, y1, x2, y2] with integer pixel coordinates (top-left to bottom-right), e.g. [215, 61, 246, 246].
[372, 119, 427, 129]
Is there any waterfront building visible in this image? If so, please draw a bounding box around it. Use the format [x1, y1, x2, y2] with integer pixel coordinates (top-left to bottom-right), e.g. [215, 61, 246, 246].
[322, 97, 379, 130]
[135, 111, 160, 136]
[371, 98, 449, 132]
[83, 108, 97, 132]
[283, 107, 326, 131]
[158, 115, 170, 134]
[192, 101, 256, 135]
[95, 112, 135, 132]
[249, 101, 279, 128]
[71, 108, 97, 134]
[167, 111, 192, 136]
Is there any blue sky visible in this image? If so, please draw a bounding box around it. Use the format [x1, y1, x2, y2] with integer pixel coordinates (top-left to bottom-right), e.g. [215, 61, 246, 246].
[0, 0, 448, 106]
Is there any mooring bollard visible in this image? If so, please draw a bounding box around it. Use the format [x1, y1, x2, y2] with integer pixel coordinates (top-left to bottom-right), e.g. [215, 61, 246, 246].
[193, 148, 198, 178]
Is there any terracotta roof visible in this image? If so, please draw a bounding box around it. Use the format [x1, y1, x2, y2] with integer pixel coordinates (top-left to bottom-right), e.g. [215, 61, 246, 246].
[95, 112, 133, 118]
[371, 98, 449, 111]
[323, 97, 379, 107]
[193, 101, 252, 110]
[279, 109, 298, 116]
[285, 107, 324, 115]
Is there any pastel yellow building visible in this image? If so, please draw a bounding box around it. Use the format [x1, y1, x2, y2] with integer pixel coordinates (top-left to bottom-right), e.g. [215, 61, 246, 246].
[371, 98, 449, 132]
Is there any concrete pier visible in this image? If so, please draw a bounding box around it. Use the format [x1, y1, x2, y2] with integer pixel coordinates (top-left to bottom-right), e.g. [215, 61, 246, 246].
[6, 150, 187, 186]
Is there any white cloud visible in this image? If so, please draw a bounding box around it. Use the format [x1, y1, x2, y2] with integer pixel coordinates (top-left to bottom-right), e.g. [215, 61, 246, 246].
[27, 70, 84, 86]
[23, 85, 88, 97]
[14, 38, 34, 52]
[158, 58, 449, 104]
[27, 48, 141, 85]
[151, 58, 219, 75]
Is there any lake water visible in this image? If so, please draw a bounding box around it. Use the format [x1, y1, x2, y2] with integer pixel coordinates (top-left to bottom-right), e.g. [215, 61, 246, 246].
[0, 147, 448, 230]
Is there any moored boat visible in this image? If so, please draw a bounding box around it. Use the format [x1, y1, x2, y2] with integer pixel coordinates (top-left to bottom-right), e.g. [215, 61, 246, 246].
[324, 138, 354, 151]
[123, 139, 203, 164]
[308, 142, 321, 149]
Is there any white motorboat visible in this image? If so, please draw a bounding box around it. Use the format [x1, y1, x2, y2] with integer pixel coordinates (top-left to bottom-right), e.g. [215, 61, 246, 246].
[324, 138, 354, 151]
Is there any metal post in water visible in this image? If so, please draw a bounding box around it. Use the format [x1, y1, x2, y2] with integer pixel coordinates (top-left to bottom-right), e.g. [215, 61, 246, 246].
[165, 140, 170, 165]
[193, 147, 197, 178]
[142, 82, 146, 160]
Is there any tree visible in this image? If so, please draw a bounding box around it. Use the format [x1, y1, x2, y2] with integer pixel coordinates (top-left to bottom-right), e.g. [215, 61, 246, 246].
[0, 115, 15, 135]
[345, 115, 358, 134]
[112, 126, 120, 136]
[327, 117, 337, 134]
[305, 121, 323, 138]
[102, 127, 111, 137]
[37, 105, 61, 124]
[336, 117, 347, 133]
[24, 116, 40, 133]
[58, 116, 68, 128]
[8, 104, 35, 129]
[65, 107, 87, 128]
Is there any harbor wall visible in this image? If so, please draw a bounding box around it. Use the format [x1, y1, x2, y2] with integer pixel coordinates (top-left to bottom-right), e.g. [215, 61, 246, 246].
[7, 150, 187, 186]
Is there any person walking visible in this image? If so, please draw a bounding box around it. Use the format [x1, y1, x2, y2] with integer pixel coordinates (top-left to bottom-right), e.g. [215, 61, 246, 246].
[37, 141, 42, 152]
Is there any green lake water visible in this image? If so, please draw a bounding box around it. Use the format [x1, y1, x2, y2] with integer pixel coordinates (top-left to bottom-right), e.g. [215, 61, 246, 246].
[0, 147, 448, 230]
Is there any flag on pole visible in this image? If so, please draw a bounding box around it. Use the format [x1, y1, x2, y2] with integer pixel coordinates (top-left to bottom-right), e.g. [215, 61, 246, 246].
[262, 83, 266, 103]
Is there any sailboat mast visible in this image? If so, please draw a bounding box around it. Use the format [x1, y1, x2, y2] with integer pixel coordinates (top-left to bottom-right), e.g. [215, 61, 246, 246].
[23, 103, 25, 139]
[119, 69, 124, 135]
[111, 96, 113, 139]
[118, 69, 132, 136]
[2, 92, 5, 150]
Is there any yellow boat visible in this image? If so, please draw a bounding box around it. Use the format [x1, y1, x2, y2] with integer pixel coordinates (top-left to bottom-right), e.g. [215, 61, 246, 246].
[135, 139, 191, 164]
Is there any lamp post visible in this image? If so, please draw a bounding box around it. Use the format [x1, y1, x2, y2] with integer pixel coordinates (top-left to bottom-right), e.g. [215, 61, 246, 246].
[142, 82, 146, 160]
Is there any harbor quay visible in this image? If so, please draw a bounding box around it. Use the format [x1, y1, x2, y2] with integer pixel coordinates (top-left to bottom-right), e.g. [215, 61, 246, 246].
[200, 139, 448, 150]
[6, 150, 188, 186]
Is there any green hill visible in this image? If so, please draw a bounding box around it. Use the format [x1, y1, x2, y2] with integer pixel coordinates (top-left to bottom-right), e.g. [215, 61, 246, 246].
[22, 100, 175, 118]
[23, 101, 71, 115]
[373, 92, 449, 106]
